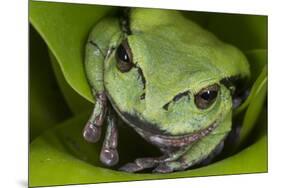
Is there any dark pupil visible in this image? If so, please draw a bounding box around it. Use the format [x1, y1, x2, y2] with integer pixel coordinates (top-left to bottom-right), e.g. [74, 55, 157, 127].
[117, 44, 129, 62]
[116, 41, 133, 72]
[201, 90, 217, 101]
[195, 84, 219, 109]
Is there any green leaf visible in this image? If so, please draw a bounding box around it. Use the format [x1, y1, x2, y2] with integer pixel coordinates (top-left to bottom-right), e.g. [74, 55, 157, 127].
[207, 14, 267, 51]
[29, 25, 71, 141]
[232, 49, 267, 149]
[246, 49, 268, 83]
[183, 11, 213, 27]
[29, 1, 116, 102]
[29, 112, 267, 187]
[237, 66, 267, 147]
[49, 51, 93, 115]
[235, 50, 267, 113]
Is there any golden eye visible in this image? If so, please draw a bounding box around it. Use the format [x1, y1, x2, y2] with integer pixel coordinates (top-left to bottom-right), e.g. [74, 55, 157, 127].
[195, 84, 219, 109]
[116, 40, 133, 72]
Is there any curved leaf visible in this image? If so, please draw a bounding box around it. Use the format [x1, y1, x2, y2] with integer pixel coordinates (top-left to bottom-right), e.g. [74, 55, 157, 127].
[29, 112, 267, 187]
[232, 49, 268, 149]
[29, 1, 116, 102]
[49, 51, 93, 114]
[207, 14, 267, 51]
[237, 66, 267, 147]
[29, 25, 71, 140]
[235, 50, 268, 113]
[246, 49, 268, 83]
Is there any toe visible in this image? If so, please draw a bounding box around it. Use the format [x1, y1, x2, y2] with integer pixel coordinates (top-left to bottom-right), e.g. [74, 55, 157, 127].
[83, 122, 101, 143]
[153, 163, 174, 173]
[100, 148, 119, 166]
[135, 158, 156, 168]
[119, 163, 142, 172]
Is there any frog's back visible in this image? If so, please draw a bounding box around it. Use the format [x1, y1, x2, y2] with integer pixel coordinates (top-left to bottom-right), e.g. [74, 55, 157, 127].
[129, 8, 250, 81]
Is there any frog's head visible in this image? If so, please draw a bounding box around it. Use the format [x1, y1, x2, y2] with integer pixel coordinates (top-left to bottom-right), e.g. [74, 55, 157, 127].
[104, 9, 250, 148]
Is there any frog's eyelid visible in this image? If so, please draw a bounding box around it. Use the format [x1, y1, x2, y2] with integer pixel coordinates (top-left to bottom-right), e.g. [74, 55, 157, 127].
[162, 90, 190, 111]
[173, 91, 190, 102]
[89, 40, 105, 57]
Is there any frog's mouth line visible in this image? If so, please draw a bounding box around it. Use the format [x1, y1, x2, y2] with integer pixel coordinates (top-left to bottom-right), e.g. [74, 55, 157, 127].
[145, 122, 218, 148]
[119, 110, 218, 148]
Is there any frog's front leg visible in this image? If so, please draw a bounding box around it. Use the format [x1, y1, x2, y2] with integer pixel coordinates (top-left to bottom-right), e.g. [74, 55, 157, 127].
[83, 92, 107, 143]
[100, 107, 119, 166]
[82, 36, 108, 143]
[83, 18, 122, 142]
[119, 146, 191, 172]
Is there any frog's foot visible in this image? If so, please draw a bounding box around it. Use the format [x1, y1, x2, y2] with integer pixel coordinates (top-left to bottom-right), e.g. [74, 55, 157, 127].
[153, 137, 227, 173]
[153, 161, 188, 173]
[83, 121, 102, 143]
[153, 163, 176, 173]
[83, 92, 107, 143]
[119, 157, 158, 172]
[119, 146, 192, 172]
[152, 151, 219, 173]
[119, 158, 189, 173]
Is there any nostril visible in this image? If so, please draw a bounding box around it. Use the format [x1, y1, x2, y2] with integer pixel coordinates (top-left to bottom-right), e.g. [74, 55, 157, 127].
[140, 93, 146, 100]
[137, 67, 146, 90]
[163, 103, 170, 111]
[136, 66, 146, 100]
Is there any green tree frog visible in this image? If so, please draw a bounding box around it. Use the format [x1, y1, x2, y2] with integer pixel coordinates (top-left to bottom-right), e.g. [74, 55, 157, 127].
[82, 8, 250, 173]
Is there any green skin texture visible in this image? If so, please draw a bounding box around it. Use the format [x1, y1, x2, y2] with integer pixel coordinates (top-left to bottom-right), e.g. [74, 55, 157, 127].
[84, 8, 250, 173]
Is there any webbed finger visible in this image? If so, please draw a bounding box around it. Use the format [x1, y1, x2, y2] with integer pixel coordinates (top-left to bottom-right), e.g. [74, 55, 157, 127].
[100, 107, 119, 166]
[83, 92, 107, 143]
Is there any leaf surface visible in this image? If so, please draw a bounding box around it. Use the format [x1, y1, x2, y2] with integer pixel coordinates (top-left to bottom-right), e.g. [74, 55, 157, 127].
[29, 112, 267, 187]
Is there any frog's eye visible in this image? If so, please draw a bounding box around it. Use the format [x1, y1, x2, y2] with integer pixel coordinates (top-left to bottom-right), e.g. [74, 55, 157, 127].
[116, 40, 133, 72]
[195, 84, 219, 109]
